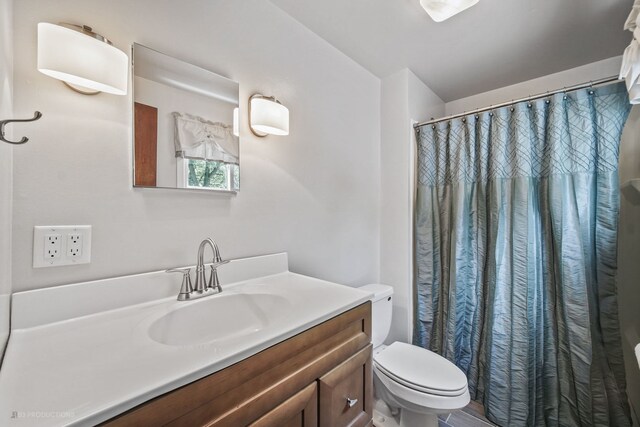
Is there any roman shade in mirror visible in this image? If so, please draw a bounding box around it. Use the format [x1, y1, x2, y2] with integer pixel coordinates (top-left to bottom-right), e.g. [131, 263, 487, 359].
[173, 113, 239, 165]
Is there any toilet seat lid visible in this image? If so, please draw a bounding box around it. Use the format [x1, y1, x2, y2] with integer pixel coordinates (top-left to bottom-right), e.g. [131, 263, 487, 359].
[374, 342, 468, 394]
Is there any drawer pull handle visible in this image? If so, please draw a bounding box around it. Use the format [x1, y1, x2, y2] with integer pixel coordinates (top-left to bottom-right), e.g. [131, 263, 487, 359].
[346, 397, 358, 408]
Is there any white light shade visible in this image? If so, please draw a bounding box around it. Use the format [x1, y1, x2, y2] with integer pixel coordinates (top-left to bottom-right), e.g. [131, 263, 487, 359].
[37, 23, 128, 95]
[233, 107, 239, 137]
[419, 0, 479, 22]
[250, 96, 289, 136]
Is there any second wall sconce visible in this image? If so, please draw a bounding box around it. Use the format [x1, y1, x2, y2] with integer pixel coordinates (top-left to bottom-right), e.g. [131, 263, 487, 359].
[233, 107, 240, 137]
[249, 94, 289, 137]
[37, 22, 128, 95]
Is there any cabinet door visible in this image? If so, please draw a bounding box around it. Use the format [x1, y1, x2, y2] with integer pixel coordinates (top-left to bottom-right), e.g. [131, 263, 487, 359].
[319, 344, 373, 427]
[250, 382, 318, 427]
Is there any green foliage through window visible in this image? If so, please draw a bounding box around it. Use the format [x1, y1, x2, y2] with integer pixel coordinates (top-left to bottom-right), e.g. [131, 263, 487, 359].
[185, 159, 239, 191]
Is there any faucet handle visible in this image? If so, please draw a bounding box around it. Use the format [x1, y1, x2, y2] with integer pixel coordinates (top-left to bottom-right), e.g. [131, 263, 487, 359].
[165, 268, 194, 300]
[207, 260, 230, 270]
[206, 260, 229, 292]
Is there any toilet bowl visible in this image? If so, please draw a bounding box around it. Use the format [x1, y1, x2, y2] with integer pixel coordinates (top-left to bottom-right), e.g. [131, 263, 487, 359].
[359, 284, 470, 427]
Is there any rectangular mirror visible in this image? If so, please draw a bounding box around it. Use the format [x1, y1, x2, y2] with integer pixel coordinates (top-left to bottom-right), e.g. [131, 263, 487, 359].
[132, 43, 240, 193]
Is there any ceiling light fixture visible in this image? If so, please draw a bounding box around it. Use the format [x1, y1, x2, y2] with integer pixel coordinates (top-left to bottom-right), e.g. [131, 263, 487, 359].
[419, 0, 479, 22]
[37, 22, 128, 95]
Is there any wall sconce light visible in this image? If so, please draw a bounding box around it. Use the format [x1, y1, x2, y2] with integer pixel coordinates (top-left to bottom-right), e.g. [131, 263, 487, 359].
[37, 22, 128, 95]
[419, 0, 479, 22]
[233, 107, 240, 137]
[248, 94, 289, 137]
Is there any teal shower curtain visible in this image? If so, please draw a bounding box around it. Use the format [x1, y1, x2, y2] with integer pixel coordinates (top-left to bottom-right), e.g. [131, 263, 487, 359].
[414, 82, 631, 427]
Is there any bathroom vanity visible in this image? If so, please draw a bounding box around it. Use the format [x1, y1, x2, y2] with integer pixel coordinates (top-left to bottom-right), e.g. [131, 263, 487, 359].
[0, 253, 373, 426]
[105, 303, 372, 426]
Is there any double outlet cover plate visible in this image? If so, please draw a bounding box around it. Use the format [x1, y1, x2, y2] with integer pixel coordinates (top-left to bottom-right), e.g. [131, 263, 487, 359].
[33, 225, 92, 268]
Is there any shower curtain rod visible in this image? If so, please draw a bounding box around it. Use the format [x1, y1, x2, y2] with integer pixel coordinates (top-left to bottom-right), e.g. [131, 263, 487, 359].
[413, 75, 622, 128]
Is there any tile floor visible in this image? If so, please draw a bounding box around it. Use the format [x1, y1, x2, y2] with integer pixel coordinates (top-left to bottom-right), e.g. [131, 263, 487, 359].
[438, 401, 498, 427]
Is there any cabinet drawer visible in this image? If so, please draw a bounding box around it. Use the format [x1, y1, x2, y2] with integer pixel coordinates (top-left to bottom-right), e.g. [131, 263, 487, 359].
[250, 382, 317, 427]
[319, 344, 372, 427]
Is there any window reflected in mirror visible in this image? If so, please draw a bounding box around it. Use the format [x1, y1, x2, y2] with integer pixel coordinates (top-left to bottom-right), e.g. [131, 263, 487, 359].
[179, 159, 239, 192]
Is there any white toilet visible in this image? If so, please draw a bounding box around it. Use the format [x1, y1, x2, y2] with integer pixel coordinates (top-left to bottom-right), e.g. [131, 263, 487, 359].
[359, 284, 470, 427]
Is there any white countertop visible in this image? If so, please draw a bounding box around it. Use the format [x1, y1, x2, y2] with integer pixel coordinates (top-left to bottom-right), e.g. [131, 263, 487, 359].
[0, 253, 372, 426]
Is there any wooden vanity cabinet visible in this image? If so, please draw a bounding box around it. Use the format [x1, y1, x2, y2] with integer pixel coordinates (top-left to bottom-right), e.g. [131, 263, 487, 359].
[102, 302, 372, 427]
[319, 345, 373, 427]
[249, 382, 318, 427]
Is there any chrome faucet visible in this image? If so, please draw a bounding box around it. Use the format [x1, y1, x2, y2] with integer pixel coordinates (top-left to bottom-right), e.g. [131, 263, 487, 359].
[195, 238, 224, 293]
[166, 238, 229, 301]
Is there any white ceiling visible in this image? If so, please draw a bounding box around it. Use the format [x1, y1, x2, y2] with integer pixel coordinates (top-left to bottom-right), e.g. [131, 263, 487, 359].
[269, 0, 632, 101]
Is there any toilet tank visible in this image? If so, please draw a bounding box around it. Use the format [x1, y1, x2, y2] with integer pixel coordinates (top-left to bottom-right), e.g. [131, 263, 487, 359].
[358, 284, 393, 348]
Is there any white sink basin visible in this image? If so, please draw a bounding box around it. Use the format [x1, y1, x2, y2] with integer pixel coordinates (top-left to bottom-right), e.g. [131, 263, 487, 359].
[148, 292, 291, 346]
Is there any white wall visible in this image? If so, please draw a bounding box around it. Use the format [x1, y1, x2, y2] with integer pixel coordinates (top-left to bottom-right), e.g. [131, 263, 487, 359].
[380, 69, 444, 343]
[619, 107, 640, 421]
[445, 56, 640, 421]
[11, 0, 381, 292]
[446, 56, 623, 115]
[0, 0, 13, 361]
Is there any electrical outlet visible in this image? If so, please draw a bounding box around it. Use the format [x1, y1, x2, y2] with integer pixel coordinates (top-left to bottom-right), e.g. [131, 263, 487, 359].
[67, 233, 82, 258]
[44, 234, 62, 260]
[33, 226, 92, 268]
